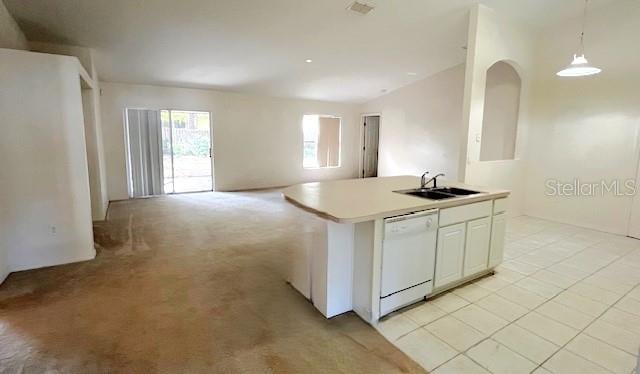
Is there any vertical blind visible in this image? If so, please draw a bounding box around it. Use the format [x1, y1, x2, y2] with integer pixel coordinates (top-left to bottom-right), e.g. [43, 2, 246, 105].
[317, 117, 341, 167]
[126, 109, 163, 197]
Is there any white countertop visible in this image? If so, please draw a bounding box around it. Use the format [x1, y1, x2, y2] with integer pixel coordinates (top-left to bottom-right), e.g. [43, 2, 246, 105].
[282, 176, 510, 223]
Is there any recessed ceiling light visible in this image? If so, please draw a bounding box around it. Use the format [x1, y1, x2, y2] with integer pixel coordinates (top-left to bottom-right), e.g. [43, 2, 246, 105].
[407, 72, 417, 76]
[305, 59, 313, 63]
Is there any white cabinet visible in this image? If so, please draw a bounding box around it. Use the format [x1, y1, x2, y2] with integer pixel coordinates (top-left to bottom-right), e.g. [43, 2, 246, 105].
[489, 213, 507, 267]
[434, 199, 506, 291]
[463, 217, 491, 276]
[493, 198, 508, 214]
[434, 223, 466, 288]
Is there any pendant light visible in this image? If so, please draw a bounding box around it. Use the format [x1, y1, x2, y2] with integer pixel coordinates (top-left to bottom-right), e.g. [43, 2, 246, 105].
[556, 0, 601, 77]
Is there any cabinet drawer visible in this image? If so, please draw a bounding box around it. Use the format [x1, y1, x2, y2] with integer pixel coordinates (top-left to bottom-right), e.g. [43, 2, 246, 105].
[439, 201, 492, 227]
[493, 198, 508, 214]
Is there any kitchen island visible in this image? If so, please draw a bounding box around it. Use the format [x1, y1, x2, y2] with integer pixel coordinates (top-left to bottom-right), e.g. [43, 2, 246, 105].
[283, 175, 510, 324]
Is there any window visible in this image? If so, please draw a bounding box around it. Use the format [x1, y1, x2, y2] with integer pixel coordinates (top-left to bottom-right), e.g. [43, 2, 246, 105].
[302, 115, 341, 168]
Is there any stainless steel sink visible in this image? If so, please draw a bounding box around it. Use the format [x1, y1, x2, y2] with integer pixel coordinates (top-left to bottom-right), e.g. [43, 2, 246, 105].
[431, 187, 481, 196]
[395, 186, 482, 200]
[401, 189, 456, 200]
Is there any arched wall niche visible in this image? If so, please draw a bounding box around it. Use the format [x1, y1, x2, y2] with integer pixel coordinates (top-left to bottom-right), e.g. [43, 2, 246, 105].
[479, 60, 522, 161]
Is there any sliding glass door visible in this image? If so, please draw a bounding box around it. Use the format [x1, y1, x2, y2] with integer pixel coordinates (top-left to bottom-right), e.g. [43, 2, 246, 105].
[161, 110, 213, 193]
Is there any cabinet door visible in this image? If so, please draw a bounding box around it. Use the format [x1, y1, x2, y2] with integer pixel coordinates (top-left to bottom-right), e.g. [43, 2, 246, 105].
[435, 223, 466, 288]
[489, 213, 507, 268]
[463, 217, 491, 276]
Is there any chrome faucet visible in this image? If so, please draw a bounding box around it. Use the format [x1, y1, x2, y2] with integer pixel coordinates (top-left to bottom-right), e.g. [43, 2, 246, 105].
[421, 172, 445, 189]
[420, 171, 430, 188]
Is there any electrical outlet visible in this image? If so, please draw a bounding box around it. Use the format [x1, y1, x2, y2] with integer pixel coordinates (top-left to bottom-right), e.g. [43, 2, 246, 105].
[49, 225, 57, 235]
[476, 134, 481, 143]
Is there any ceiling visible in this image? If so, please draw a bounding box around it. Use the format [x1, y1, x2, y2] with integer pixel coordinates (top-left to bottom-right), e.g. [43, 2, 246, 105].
[3, 0, 619, 103]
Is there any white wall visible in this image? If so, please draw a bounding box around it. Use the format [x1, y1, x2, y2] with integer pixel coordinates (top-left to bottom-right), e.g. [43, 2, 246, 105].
[460, 4, 535, 217]
[361, 64, 465, 179]
[29, 41, 97, 80]
[0, 49, 95, 275]
[0, 205, 8, 281]
[0, 0, 27, 50]
[0, 237, 7, 283]
[92, 84, 110, 217]
[81, 87, 109, 220]
[30, 42, 110, 220]
[525, 1, 640, 234]
[100, 82, 361, 200]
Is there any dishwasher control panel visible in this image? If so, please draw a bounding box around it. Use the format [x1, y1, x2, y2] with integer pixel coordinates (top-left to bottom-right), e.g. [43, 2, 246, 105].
[384, 210, 438, 239]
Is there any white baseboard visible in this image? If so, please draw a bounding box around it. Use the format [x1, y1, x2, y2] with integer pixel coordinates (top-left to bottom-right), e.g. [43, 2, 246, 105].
[9, 246, 97, 274]
[519, 213, 627, 237]
[0, 267, 9, 285]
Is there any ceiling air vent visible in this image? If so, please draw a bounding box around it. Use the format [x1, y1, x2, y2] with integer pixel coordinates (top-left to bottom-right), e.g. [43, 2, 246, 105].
[348, 1, 375, 15]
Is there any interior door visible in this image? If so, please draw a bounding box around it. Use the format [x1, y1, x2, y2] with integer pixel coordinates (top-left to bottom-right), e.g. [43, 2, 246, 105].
[362, 115, 380, 177]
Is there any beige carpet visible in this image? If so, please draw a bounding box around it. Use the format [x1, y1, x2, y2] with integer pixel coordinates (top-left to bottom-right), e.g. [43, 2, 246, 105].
[0, 190, 425, 373]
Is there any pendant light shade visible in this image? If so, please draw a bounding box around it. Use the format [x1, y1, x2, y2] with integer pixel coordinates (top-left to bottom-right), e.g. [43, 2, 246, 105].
[556, 0, 601, 77]
[556, 54, 602, 77]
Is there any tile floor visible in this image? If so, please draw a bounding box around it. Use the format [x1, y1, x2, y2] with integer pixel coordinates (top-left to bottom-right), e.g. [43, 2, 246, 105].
[377, 216, 640, 373]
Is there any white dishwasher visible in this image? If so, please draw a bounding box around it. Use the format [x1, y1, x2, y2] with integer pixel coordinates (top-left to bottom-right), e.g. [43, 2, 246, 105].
[380, 209, 438, 316]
